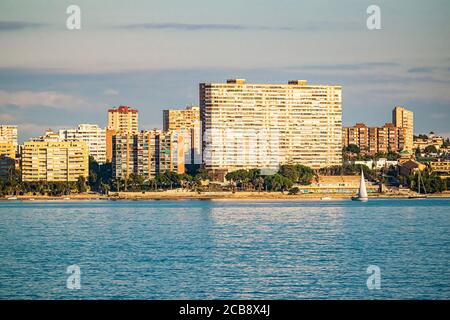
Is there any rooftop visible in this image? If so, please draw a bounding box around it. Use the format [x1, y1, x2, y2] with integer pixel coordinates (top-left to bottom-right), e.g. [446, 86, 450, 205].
[108, 106, 138, 113]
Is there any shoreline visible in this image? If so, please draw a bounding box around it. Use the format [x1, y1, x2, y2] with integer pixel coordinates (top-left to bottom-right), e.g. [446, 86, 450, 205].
[1, 191, 449, 201]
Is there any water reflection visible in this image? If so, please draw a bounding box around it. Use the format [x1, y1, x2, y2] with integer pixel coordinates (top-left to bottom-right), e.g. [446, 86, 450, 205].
[205, 205, 347, 299]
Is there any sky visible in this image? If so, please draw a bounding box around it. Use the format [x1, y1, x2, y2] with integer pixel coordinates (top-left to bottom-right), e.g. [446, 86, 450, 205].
[0, 0, 449, 142]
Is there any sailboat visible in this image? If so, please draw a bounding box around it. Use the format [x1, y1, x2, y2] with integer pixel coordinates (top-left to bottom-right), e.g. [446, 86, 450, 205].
[352, 169, 369, 202]
[408, 170, 427, 199]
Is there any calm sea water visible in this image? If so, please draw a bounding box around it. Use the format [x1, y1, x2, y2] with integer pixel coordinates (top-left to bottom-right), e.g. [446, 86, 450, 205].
[0, 199, 449, 300]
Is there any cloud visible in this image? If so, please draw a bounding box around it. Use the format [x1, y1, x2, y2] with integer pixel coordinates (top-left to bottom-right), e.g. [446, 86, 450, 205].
[118, 20, 359, 32]
[0, 90, 87, 109]
[103, 88, 119, 96]
[0, 113, 14, 121]
[429, 112, 449, 120]
[0, 21, 46, 31]
[119, 22, 293, 31]
[408, 67, 434, 73]
[287, 62, 401, 71]
[122, 23, 249, 31]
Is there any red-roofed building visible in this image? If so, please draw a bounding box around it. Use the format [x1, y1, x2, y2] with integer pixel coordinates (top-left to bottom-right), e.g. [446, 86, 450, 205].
[107, 106, 139, 162]
[107, 106, 139, 134]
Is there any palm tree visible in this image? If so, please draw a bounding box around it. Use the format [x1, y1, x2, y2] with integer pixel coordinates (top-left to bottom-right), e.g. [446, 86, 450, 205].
[99, 181, 110, 195]
[254, 176, 264, 193]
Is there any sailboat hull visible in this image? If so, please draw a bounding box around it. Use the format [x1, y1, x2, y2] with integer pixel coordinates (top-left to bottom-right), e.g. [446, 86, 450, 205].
[352, 196, 368, 202]
[408, 196, 427, 199]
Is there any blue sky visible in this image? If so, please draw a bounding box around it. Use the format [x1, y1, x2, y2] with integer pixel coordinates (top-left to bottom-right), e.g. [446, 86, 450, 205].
[0, 0, 449, 142]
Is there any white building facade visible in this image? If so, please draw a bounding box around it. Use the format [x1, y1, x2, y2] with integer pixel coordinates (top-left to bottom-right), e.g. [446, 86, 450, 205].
[200, 79, 342, 177]
[60, 124, 106, 164]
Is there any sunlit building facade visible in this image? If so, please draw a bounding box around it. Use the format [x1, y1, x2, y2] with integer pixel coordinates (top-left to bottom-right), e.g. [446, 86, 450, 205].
[0, 142, 16, 178]
[21, 141, 89, 182]
[29, 129, 61, 142]
[163, 105, 201, 165]
[107, 106, 139, 163]
[112, 130, 185, 180]
[343, 123, 406, 155]
[60, 124, 106, 164]
[0, 125, 18, 147]
[107, 106, 139, 134]
[392, 106, 414, 151]
[200, 79, 342, 178]
[111, 134, 136, 179]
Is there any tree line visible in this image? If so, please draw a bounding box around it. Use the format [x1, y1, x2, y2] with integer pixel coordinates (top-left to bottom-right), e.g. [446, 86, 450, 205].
[0, 161, 318, 196]
[0, 169, 88, 197]
[343, 144, 401, 161]
[224, 164, 316, 193]
[400, 170, 448, 194]
[3, 155, 447, 196]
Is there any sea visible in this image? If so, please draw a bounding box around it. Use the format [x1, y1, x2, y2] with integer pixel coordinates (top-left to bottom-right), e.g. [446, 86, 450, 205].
[0, 199, 449, 299]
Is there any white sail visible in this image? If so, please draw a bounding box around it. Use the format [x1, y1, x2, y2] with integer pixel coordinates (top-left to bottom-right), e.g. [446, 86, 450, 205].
[358, 169, 368, 199]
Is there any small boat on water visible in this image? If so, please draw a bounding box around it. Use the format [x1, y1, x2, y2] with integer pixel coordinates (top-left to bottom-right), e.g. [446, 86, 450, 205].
[7, 196, 18, 200]
[352, 169, 369, 202]
[408, 195, 427, 199]
[408, 170, 427, 199]
[321, 197, 333, 201]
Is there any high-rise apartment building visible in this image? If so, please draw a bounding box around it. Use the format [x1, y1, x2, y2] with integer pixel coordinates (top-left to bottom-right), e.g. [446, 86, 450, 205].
[107, 106, 139, 163]
[163, 105, 199, 131]
[105, 128, 117, 163]
[107, 106, 139, 133]
[111, 134, 136, 179]
[343, 107, 412, 155]
[163, 106, 201, 165]
[392, 106, 413, 151]
[60, 124, 106, 164]
[112, 130, 185, 180]
[137, 130, 185, 179]
[0, 142, 16, 178]
[343, 123, 406, 154]
[21, 141, 89, 182]
[0, 125, 18, 147]
[199, 79, 342, 178]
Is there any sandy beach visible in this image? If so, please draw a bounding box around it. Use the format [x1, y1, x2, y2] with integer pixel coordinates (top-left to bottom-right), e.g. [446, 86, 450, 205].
[2, 190, 449, 201]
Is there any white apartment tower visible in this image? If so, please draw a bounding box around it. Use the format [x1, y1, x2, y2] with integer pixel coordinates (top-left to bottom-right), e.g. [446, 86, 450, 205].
[200, 79, 342, 178]
[60, 124, 106, 164]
